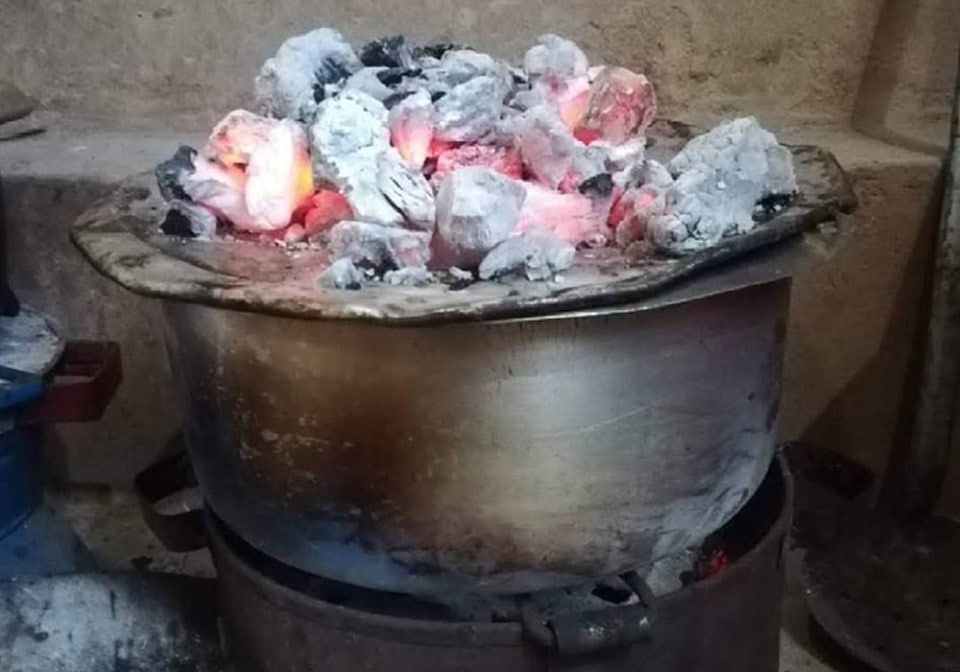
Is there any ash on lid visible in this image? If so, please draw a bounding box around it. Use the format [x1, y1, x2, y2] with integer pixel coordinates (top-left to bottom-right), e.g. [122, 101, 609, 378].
[154, 29, 798, 288]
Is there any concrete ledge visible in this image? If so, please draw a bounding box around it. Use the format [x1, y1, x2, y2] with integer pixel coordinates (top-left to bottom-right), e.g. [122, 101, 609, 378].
[1, 119, 953, 518]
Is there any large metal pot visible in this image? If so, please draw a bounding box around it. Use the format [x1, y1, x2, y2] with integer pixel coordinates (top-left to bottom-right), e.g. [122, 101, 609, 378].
[163, 277, 788, 594]
[72, 142, 853, 594]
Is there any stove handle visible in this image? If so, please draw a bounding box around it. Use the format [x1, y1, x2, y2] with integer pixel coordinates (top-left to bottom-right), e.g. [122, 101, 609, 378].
[520, 570, 655, 657]
[133, 433, 207, 553]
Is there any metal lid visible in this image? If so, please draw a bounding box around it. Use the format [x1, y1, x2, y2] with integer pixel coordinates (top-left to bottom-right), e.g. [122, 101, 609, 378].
[71, 135, 855, 325]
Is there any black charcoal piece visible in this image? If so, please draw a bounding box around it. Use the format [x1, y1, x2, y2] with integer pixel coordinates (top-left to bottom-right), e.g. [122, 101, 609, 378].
[155, 145, 197, 202]
[376, 67, 422, 87]
[412, 43, 466, 60]
[383, 90, 416, 109]
[360, 35, 412, 69]
[160, 209, 195, 238]
[313, 59, 358, 102]
[578, 173, 615, 197]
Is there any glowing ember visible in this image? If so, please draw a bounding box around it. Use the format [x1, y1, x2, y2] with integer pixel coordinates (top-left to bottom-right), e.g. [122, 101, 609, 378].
[302, 190, 353, 235]
[156, 29, 798, 287]
[577, 67, 658, 144]
[389, 89, 434, 170]
[432, 145, 523, 185]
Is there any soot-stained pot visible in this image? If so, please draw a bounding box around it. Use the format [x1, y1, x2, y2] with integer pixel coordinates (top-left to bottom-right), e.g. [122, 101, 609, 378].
[71, 128, 854, 594]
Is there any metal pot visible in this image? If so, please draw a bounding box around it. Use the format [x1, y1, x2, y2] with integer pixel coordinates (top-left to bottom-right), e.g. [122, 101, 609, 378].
[163, 276, 788, 594]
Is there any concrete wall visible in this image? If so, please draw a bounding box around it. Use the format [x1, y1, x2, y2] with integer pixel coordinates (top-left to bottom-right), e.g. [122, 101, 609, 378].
[2, 0, 960, 515]
[0, 0, 906, 122]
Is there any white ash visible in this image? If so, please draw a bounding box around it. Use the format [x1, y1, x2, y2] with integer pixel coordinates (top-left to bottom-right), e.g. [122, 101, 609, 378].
[433, 75, 512, 142]
[649, 117, 797, 254]
[638, 159, 674, 188]
[603, 137, 648, 187]
[377, 158, 436, 232]
[478, 226, 575, 281]
[447, 266, 474, 282]
[668, 116, 797, 197]
[328, 220, 431, 269]
[523, 34, 589, 81]
[427, 49, 506, 89]
[615, 184, 667, 247]
[155, 145, 197, 202]
[161, 200, 218, 239]
[342, 67, 394, 101]
[388, 88, 433, 169]
[181, 158, 254, 231]
[434, 166, 527, 267]
[383, 266, 435, 286]
[318, 257, 364, 289]
[309, 91, 405, 227]
[648, 166, 763, 254]
[254, 28, 362, 122]
[511, 106, 605, 189]
[310, 89, 389, 157]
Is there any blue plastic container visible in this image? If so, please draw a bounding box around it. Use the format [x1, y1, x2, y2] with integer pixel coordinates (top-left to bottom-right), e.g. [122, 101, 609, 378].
[0, 424, 43, 539]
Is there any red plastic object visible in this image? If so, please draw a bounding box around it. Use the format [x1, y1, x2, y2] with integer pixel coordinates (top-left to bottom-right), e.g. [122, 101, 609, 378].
[23, 341, 122, 424]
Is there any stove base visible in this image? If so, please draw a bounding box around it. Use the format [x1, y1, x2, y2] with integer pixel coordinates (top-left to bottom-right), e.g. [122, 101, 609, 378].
[210, 455, 791, 672]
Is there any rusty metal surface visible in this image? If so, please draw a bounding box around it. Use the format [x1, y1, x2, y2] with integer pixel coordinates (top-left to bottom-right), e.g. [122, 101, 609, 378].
[211, 454, 790, 672]
[165, 278, 789, 594]
[70, 122, 856, 325]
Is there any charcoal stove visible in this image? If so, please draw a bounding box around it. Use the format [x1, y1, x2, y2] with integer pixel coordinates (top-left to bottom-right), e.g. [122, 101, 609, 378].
[214, 459, 789, 672]
[70, 26, 858, 672]
[132, 451, 790, 672]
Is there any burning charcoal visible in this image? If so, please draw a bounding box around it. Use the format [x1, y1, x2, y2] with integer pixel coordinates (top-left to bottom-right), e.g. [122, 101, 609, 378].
[309, 91, 406, 227]
[377, 158, 436, 232]
[328, 220, 431, 269]
[302, 189, 353, 236]
[182, 157, 257, 231]
[254, 28, 362, 121]
[523, 34, 589, 82]
[383, 266, 434, 286]
[434, 166, 527, 268]
[478, 226, 575, 281]
[203, 110, 277, 165]
[649, 117, 798, 254]
[388, 89, 434, 169]
[511, 106, 605, 189]
[433, 75, 511, 143]
[576, 67, 658, 144]
[318, 258, 364, 290]
[432, 144, 523, 186]
[342, 67, 395, 101]
[155, 145, 197, 202]
[614, 184, 667, 247]
[516, 182, 614, 246]
[245, 120, 314, 231]
[648, 166, 762, 254]
[417, 49, 511, 100]
[360, 35, 414, 69]
[669, 117, 797, 197]
[161, 200, 217, 239]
